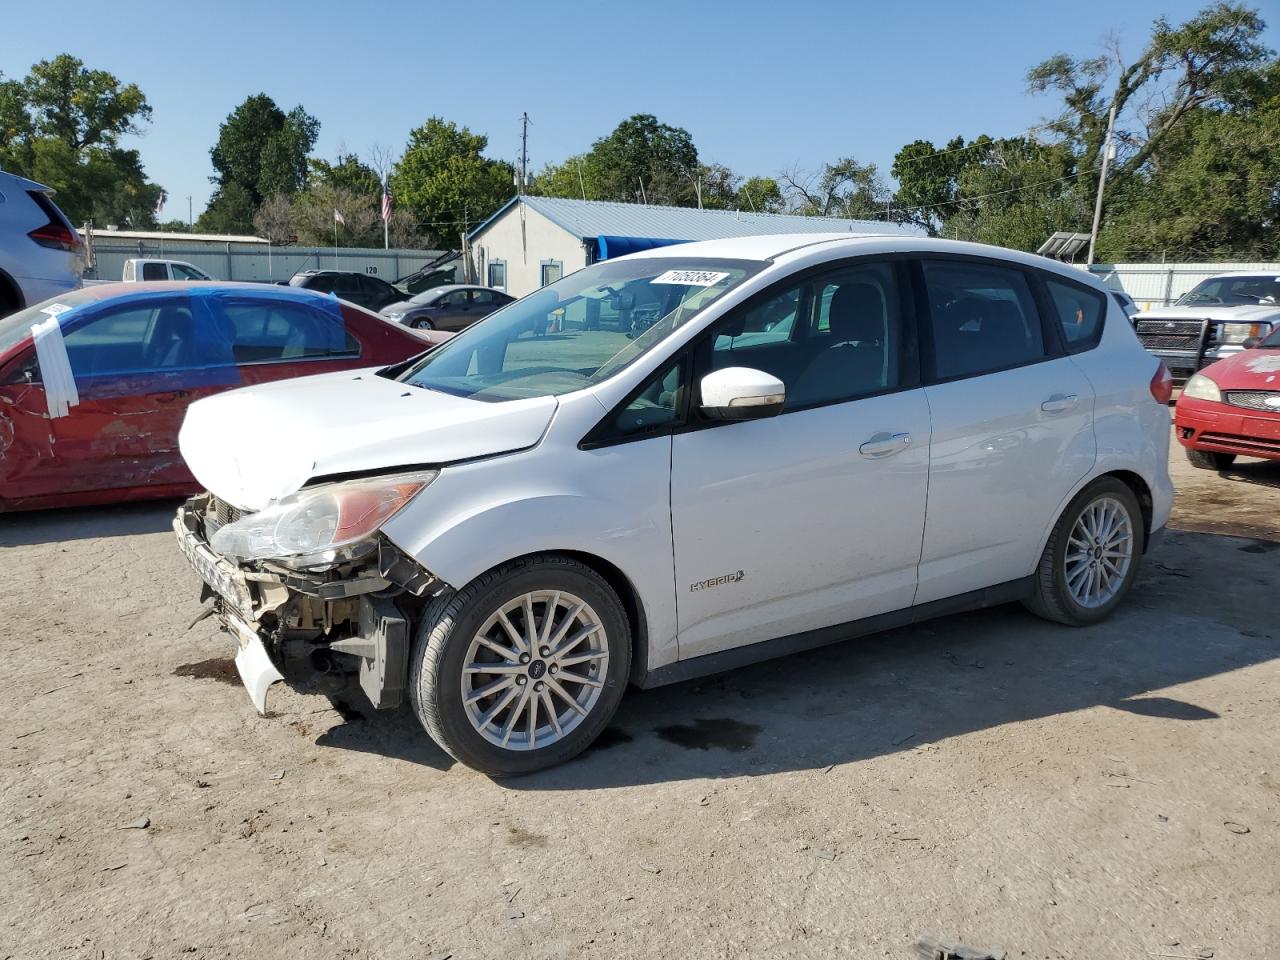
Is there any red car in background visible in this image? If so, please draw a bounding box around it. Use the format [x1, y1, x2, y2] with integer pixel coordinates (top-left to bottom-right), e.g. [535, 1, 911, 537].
[0, 282, 449, 511]
[1175, 324, 1280, 469]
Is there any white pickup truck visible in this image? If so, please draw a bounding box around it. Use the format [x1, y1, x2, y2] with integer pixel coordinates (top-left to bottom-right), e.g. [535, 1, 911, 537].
[121, 258, 215, 281]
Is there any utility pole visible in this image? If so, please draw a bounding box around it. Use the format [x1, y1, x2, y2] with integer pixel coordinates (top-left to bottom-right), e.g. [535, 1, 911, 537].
[1087, 103, 1117, 266]
[186, 196, 192, 229]
[518, 112, 529, 196]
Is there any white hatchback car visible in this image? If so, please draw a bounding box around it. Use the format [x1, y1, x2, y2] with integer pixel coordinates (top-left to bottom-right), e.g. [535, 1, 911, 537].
[175, 234, 1175, 775]
[0, 170, 85, 317]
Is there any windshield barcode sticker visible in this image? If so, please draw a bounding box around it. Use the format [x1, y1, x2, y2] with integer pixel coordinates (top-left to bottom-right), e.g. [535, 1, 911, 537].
[651, 270, 729, 287]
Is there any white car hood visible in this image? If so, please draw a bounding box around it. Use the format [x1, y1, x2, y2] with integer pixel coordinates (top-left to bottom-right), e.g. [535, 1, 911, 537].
[178, 368, 557, 510]
[1140, 304, 1280, 323]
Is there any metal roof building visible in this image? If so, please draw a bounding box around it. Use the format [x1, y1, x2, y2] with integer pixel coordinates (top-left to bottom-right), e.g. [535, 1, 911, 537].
[466, 196, 917, 296]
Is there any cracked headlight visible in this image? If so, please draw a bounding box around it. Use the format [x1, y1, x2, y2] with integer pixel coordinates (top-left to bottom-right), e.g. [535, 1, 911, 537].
[1182, 373, 1221, 403]
[211, 471, 437, 569]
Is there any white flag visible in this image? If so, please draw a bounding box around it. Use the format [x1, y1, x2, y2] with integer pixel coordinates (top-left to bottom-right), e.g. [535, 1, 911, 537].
[333, 208, 345, 225]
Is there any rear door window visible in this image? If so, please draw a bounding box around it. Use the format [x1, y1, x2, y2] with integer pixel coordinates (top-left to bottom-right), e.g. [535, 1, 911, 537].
[920, 260, 1047, 380]
[1044, 275, 1107, 352]
[219, 299, 358, 363]
[141, 262, 169, 281]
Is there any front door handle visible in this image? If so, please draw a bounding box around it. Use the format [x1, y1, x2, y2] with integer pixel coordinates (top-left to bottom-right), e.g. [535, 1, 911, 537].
[1041, 393, 1079, 414]
[859, 431, 912, 459]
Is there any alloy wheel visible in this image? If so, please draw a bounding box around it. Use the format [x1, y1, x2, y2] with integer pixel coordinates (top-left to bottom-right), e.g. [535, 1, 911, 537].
[1064, 496, 1135, 609]
[460, 590, 610, 750]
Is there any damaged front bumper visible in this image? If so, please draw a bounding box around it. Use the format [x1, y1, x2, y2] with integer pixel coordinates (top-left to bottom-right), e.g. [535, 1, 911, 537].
[174, 494, 448, 714]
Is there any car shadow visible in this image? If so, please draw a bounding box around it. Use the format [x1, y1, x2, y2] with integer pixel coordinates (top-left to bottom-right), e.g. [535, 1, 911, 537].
[1216, 458, 1280, 491]
[0, 499, 181, 547]
[316, 530, 1277, 787]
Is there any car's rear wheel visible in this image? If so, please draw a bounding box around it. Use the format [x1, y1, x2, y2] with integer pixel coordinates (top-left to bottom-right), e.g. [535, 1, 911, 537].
[413, 317, 434, 330]
[1185, 448, 1235, 471]
[409, 555, 631, 776]
[1023, 478, 1144, 626]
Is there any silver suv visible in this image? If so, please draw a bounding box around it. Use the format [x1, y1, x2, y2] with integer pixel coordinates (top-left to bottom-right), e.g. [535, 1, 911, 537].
[0, 170, 85, 317]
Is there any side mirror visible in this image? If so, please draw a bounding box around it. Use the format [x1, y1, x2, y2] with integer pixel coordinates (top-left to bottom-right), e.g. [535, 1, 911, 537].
[1242, 336, 1262, 349]
[699, 367, 785, 421]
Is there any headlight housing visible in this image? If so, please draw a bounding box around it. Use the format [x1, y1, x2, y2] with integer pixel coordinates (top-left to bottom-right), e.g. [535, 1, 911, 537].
[1219, 322, 1262, 344]
[383, 311, 404, 321]
[1182, 373, 1222, 403]
[210, 471, 437, 569]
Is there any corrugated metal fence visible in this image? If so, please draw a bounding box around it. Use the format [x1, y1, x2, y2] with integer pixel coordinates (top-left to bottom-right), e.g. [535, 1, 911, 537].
[1085, 262, 1280, 310]
[86, 238, 456, 285]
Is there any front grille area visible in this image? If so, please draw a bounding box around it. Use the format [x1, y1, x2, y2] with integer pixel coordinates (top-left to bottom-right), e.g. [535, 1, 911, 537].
[1199, 431, 1280, 455]
[1223, 390, 1280, 413]
[205, 495, 245, 537]
[1135, 319, 1207, 353]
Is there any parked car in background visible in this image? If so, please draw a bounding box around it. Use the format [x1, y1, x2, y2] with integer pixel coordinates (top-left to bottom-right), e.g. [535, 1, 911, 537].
[1174, 324, 1280, 469]
[0, 282, 448, 511]
[174, 234, 1173, 776]
[0, 170, 85, 318]
[288, 270, 403, 313]
[123, 259, 214, 282]
[1132, 272, 1279, 380]
[381, 284, 515, 330]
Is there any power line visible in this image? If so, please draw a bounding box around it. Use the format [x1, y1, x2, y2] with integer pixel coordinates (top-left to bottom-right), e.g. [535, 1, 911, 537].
[892, 111, 1082, 168]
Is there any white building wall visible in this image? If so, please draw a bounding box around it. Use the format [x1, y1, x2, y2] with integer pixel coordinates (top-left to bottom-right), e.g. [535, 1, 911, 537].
[470, 202, 589, 298]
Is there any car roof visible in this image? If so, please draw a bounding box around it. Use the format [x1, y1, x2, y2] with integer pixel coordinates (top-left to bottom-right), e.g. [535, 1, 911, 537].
[420, 284, 505, 295]
[69, 280, 350, 304]
[1198, 271, 1280, 280]
[619, 233, 1111, 291]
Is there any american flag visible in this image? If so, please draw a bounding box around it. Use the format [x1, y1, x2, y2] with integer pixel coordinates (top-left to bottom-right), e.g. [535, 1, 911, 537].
[381, 181, 393, 222]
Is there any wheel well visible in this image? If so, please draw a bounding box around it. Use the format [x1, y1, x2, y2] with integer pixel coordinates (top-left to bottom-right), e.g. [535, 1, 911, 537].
[0, 270, 22, 314]
[1102, 470, 1154, 550]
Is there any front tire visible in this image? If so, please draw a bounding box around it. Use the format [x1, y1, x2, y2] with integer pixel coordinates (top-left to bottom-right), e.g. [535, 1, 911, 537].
[1023, 478, 1144, 626]
[413, 317, 435, 330]
[1186, 448, 1235, 470]
[409, 555, 631, 776]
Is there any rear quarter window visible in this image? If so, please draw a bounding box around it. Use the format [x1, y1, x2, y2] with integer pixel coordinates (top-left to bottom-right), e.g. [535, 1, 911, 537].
[1044, 276, 1107, 353]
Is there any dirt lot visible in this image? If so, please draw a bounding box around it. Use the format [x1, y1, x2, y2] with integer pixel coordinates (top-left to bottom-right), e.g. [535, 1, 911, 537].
[2, 435, 1277, 960]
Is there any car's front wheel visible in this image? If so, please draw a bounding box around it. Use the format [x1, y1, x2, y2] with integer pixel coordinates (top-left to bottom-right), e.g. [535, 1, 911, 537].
[409, 555, 631, 776]
[1023, 478, 1144, 626]
[1185, 448, 1235, 471]
[413, 317, 435, 330]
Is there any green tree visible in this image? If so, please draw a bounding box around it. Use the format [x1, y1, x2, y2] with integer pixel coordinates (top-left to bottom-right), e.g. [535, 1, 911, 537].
[390, 116, 513, 246]
[736, 176, 784, 213]
[309, 152, 381, 196]
[197, 181, 256, 234]
[780, 158, 892, 219]
[209, 94, 319, 205]
[586, 114, 700, 205]
[0, 56, 162, 227]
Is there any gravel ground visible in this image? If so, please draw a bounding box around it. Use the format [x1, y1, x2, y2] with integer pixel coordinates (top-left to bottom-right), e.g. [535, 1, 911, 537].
[1, 434, 1277, 960]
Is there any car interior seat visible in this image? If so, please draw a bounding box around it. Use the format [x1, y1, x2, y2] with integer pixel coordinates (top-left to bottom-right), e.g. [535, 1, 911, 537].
[790, 282, 887, 405]
[145, 304, 195, 368]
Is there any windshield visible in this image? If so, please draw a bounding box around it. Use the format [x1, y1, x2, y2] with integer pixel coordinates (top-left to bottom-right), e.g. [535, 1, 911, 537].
[397, 257, 763, 401]
[1177, 276, 1280, 307]
[0, 287, 103, 354]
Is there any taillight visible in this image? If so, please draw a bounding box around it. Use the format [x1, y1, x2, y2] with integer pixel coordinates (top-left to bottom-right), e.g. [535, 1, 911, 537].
[28, 220, 81, 251]
[26, 190, 82, 252]
[1150, 360, 1173, 405]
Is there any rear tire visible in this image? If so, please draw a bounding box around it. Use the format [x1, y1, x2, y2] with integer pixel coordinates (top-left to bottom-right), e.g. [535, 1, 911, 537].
[409, 555, 631, 777]
[1185, 448, 1235, 471]
[1023, 478, 1144, 627]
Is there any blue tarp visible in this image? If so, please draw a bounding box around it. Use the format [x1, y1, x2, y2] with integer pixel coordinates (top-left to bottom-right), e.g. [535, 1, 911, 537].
[593, 235, 689, 261]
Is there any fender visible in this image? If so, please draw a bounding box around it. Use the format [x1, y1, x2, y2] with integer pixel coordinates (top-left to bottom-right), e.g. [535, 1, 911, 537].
[380, 434, 680, 672]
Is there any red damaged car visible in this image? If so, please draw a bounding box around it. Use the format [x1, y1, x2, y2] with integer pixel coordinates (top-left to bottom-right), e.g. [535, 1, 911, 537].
[1175, 324, 1280, 469]
[0, 282, 449, 511]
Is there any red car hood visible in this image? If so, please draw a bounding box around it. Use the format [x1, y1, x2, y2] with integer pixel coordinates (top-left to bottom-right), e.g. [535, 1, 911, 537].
[1198, 348, 1280, 389]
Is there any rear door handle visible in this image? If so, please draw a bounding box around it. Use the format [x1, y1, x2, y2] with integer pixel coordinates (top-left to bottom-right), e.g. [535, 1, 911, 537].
[1041, 393, 1079, 414]
[859, 431, 912, 459]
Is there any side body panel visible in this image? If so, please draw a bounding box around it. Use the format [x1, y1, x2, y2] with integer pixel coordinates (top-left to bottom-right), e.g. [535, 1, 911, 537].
[916, 357, 1097, 603]
[382, 393, 681, 672]
[670, 390, 931, 659]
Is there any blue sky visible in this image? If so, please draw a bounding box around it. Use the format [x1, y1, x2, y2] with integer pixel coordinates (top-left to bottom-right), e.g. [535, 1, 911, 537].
[3, 0, 1275, 221]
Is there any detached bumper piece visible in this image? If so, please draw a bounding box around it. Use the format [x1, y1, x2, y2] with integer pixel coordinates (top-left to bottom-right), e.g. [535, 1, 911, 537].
[175, 495, 447, 714]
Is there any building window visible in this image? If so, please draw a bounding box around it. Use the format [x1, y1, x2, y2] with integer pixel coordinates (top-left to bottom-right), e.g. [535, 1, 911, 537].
[540, 260, 563, 287]
[488, 260, 506, 290]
